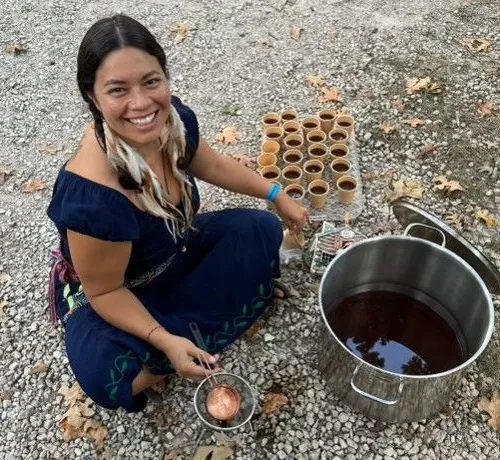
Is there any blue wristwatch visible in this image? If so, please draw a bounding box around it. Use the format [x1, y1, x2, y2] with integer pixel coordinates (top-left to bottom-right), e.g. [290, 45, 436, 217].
[266, 183, 281, 202]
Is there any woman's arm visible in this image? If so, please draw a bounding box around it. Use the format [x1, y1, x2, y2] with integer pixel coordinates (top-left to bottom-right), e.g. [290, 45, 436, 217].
[67, 230, 219, 379]
[190, 138, 278, 200]
[190, 138, 309, 233]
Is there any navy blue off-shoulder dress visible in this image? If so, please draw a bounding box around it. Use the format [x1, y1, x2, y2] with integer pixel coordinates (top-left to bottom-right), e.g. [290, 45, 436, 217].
[46, 96, 282, 412]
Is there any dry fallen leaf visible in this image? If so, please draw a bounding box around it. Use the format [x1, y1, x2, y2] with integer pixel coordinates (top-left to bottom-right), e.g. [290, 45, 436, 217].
[58, 383, 108, 447]
[417, 144, 439, 157]
[36, 143, 65, 155]
[478, 394, 500, 432]
[30, 363, 50, 375]
[244, 322, 262, 338]
[173, 24, 194, 44]
[392, 99, 405, 113]
[461, 38, 492, 53]
[262, 392, 289, 415]
[477, 210, 498, 229]
[406, 77, 442, 95]
[83, 419, 108, 449]
[318, 87, 342, 103]
[23, 180, 48, 193]
[215, 127, 241, 145]
[380, 121, 397, 134]
[232, 153, 256, 170]
[214, 432, 236, 448]
[361, 171, 377, 182]
[58, 383, 85, 406]
[434, 176, 464, 194]
[291, 26, 302, 41]
[0, 300, 7, 323]
[478, 101, 498, 118]
[444, 213, 464, 230]
[5, 44, 28, 55]
[0, 167, 14, 186]
[403, 118, 425, 128]
[164, 451, 182, 460]
[385, 180, 425, 203]
[305, 75, 326, 88]
[0, 273, 11, 284]
[193, 445, 234, 460]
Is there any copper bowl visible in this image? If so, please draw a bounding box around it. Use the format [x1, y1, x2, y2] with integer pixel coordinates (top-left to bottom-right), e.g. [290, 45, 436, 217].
[206, 384, 242, 421]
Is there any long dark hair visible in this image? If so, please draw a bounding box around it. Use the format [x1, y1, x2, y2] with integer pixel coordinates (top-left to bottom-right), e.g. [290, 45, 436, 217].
[76, 15, 195, 239]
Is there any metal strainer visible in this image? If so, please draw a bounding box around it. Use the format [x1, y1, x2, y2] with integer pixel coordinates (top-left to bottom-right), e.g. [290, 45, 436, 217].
[193, 372, 256, 432]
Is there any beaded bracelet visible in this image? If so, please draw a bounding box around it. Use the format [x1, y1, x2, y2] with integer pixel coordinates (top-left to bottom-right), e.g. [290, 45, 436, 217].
[266, 183, 281, 202]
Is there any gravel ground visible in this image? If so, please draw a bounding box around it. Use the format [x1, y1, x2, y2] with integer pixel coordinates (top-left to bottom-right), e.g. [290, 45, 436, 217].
[1, 0, 499, 459]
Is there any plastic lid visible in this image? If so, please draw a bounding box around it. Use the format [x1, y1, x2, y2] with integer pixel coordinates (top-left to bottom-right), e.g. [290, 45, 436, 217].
[392, 200, 500, 294]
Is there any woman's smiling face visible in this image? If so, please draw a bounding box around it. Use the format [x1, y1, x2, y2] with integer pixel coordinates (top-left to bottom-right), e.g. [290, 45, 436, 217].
[93, 46, 171, 152]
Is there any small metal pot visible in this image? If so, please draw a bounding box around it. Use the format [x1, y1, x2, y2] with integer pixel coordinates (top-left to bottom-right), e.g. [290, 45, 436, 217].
[318, 221, 495, 422]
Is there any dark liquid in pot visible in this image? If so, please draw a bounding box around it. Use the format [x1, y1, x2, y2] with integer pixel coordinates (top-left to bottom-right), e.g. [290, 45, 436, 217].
[332, 149, 346, 157]
[328, 291, 464, 375]
[331, 133, 346, 140]
[263, 172, 278, 179]
[311, 148, 326, 156]
[287, 139, 301, 147]
[267, 132, 280, 138]
[304, 122, 318, 128]
[310, 136, 324, 142]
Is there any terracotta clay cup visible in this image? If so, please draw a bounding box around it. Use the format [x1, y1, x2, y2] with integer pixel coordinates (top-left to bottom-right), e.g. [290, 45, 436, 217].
[328, 128, 349, 145]
[334, 114, 355, 136]
[282, 165, 303, 186]
[283, 134, 305, 152]
[330, 143, 349, 159]
[282, 120, 302, 137]
[283, 149, 303, 166]
[303, 159, 324, 183]
[306, 129, 327, 145]
[318, 109, 337, 135]
[280, 109, 299, 123]
[337, 175, 358, 205]
[284, 183, 305, 206]
[263, 126, 284, 147]
[330, 158, 352, 184]
[261, 112, 280, 128]
[308, 143, 329, 163]
[257, 152, 277, 171]
[301, 116, 321, 135]
[260, 165, 281, 181]
[261, 140, 280, 156]
[308, 179, 330, 209]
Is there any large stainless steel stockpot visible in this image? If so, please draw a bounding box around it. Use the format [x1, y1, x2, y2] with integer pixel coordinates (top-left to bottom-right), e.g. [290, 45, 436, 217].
[318, 217, 496, 423]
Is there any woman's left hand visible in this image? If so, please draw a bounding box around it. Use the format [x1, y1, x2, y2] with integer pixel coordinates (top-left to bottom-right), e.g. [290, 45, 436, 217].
[274, 192, 310, 235]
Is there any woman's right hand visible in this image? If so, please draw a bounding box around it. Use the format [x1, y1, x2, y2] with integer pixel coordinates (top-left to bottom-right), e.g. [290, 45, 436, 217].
[158, 333, 221, 381]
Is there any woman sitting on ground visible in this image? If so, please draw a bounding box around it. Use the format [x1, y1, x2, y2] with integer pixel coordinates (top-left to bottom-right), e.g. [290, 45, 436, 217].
[46, 14, 308, 412]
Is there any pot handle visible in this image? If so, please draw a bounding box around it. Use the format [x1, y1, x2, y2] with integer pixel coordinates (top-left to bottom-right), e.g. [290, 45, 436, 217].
[350, 364, 404, 406]
[403, 223, 446, 247]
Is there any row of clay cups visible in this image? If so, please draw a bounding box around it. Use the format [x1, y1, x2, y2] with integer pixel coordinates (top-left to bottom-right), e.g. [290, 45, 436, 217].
[260, 161, 358, 206]
[262, 110, 355, 137]
[257, 142, 350, 171]
[263, 126, 351, 154]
